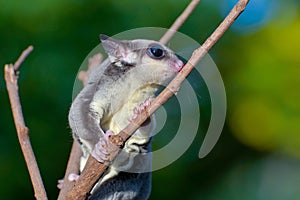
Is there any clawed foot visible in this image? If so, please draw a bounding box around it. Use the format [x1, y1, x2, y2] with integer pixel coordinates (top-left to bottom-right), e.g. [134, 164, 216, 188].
[68, 173, 80, 181]
[57, 173, 80, 189]
[129, 99, 152, 121]
[91, 130, 114, 163]
[57, 179, 64, 189]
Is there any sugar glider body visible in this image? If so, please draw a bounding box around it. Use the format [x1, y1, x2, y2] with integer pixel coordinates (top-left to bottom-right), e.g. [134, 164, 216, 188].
[68, 35, 183, 199]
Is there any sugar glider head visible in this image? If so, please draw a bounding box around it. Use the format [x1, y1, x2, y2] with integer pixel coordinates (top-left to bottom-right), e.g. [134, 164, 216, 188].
[100, 34, 184, 85]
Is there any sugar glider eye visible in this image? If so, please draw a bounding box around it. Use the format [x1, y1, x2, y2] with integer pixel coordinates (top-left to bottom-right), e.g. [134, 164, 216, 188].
[147, 45, 165, 59]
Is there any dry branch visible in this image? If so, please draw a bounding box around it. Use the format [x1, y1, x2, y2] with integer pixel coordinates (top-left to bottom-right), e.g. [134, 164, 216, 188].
[57, 142, 82, 199]
[159, 0, 201, 45]
[4, 46, 48, 200]
[66, 0, 249, 199]
[57, 53, 103, 200]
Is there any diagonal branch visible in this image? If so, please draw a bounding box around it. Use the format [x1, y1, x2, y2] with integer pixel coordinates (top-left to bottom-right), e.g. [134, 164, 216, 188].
[4, 46, 48, 200]
[66, 0, 249, 199]
[13, 46, 34, 71]
[159, 0, 201, 45]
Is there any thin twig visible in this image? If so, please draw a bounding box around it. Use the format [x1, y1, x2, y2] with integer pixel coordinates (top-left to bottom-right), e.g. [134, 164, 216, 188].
[66, 0, 249, 199]
[4, 46, 48, 200]
[13, 45, 34, 71]
[159, 0, 201, 45]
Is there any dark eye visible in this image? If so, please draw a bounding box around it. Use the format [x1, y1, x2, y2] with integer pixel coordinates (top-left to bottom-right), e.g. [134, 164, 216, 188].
[147, 45, 165, 59]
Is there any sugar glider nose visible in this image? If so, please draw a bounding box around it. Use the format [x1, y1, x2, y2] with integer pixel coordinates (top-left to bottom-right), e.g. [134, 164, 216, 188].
[171, 59, 184, 72]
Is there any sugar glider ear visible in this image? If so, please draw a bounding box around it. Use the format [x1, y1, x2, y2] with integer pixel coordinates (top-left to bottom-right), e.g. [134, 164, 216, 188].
[100, 34, 128, 63]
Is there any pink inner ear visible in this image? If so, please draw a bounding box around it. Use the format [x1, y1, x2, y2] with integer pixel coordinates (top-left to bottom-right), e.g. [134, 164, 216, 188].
[116, 46, 127, 60]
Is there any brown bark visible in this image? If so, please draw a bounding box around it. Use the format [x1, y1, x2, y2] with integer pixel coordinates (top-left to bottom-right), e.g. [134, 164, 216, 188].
[4, 46, 48, 200]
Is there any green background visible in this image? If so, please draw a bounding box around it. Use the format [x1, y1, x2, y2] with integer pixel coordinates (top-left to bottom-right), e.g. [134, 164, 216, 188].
[1, 0, 300, 199]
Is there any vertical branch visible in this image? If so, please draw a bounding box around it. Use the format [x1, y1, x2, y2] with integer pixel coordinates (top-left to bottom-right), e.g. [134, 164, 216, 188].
[4, 46, 48, 200]
[159, 0, 201, 45]
[57, 142, 82, 200]
[57, 53, 103, 200]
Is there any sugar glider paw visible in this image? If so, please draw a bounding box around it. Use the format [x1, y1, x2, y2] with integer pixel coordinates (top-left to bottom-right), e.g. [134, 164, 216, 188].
[91, 130, 114, 163]
[68, 173, 80, 182]
[57, 173, 80, 189]
[57, 179, 64, 189]
[129, 98, 153, 121]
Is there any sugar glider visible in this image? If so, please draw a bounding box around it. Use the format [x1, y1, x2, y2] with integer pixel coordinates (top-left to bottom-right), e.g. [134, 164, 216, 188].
[68, 34, 184, 199]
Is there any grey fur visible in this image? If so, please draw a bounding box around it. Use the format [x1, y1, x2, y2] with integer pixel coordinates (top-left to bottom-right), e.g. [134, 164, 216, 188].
[68, 35, 183, 199]
[89, 172, 151, 200]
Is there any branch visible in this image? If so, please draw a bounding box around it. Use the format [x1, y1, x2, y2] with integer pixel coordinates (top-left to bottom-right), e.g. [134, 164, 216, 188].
[4, 46, 48, 200]
[57, 142, 82, 200]
[66, 0, 249, 199]
[159, 0, 201, 45]
[78, 53, 103, 86]
[57, 53, 103, 200]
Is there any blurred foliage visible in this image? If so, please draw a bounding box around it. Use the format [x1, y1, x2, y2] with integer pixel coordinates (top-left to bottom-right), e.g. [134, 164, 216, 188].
[0, 0, 300, 199]
[224, 3, 300, 157]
